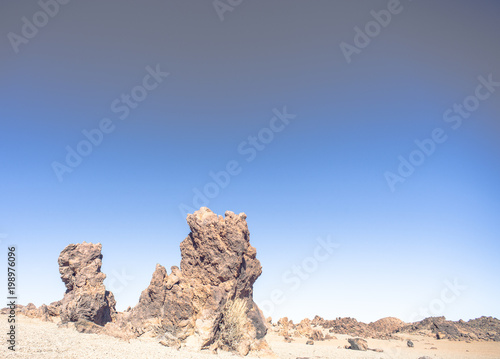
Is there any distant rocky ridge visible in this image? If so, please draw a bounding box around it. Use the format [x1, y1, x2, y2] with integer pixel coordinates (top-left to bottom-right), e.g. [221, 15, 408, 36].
[270, 315, 500, 342]
[58, 242, 117, 326]
[399, 316, 500, 341]
[4, 302, 60, 322]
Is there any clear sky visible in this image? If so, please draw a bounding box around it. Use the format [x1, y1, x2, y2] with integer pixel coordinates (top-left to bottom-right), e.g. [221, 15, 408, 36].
[1, 0, 499, 323]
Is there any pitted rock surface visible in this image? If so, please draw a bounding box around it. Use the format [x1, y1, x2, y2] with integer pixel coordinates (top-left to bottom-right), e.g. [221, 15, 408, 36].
[121, 208, 269, 354]
[58, 242, 116, 326]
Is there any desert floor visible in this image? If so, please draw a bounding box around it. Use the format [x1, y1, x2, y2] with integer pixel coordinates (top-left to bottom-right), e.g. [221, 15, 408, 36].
[2, 315, 500, 358]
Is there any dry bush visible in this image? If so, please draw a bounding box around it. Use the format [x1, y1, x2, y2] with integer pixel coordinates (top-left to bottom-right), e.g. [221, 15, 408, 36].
[218, 298, 248, 351]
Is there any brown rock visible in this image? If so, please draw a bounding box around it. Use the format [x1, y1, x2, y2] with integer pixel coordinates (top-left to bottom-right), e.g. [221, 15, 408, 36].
[15, 303, 57, 322]
[305, 340, 314, 345]
[123, 208, 268, 355]
[316, 316, 405, 340]
[309, 329, 325, 341]
[37, 304, 50, 321]
[311, 315, 325, 326]
[296, 318, 314, 337]
[237, 340, 251, 356]
[157, 331, 181, 349]
[369, 317, 405, 334]
[74, 319, 104, 334]
[47, 301, 62, 317]
[58, 242, 116, 327]
[21, 303, 38, 317]
[347, 337, 368, 351]
[400, 316, 500, 342]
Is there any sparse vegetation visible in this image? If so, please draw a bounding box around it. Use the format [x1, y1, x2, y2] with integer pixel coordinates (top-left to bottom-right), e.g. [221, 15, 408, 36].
[218, 298, 248, 351]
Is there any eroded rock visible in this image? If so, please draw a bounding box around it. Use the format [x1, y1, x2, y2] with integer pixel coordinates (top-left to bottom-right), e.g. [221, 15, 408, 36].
[122, 208, 270, 355]
[347, 337, 368, 351]
[58, 242, 116, 327]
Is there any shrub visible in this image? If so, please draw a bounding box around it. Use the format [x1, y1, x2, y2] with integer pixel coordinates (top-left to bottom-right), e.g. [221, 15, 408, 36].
[218, 298, 248, 351]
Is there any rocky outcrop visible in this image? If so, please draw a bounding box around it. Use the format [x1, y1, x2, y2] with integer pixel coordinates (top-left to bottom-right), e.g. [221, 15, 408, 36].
[277, 317, 292, 337]
[368, 317, 406, 339]
[117, 208, 270, 355]
[295, 318, 324, 341]
[324, 317, 372, 337]
[302, 316, 404, 340]
[6, 302, 61, 322]
[58, 242, 116, 327]
[401, 316, 500, 341]
[273, 315, 404, 341]
[305, 314, 500, 342]
[347, 337, 368, 351]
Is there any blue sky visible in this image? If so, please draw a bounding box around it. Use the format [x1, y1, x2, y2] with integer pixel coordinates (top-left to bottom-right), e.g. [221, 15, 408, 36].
[1, 0, 499, 323]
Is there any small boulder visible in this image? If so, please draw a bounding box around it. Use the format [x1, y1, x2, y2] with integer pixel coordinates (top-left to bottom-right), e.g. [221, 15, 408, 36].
[74, 319, 104, 334]
[347, 338, 368, 351]
[437, 332, 447, 339]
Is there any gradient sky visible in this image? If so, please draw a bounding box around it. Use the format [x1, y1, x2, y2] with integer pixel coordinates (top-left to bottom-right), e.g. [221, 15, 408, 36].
[1, 0, 499, 323]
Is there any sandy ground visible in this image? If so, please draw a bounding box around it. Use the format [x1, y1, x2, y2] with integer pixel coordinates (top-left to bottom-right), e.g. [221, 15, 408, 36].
[2, 315, 499, 358]
[266, 332, 500, 359]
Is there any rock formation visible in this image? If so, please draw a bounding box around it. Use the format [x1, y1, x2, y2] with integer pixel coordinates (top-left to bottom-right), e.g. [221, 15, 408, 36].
[295, 318, 325, 341]
[274, 314, 500, 343]
[369, 317, 405, 335]
[303, 315, 404, 340]
[277, 317, 292, 337]
[347, 337, 368, 351]
[400, 316, 500, 341]
[114, 207, 270, 355]
[58, 242, 116, 326]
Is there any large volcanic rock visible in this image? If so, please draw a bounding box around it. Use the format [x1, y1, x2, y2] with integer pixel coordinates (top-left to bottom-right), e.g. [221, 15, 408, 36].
[122, 207, 269, 354]
[58, 242, 116, 326]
